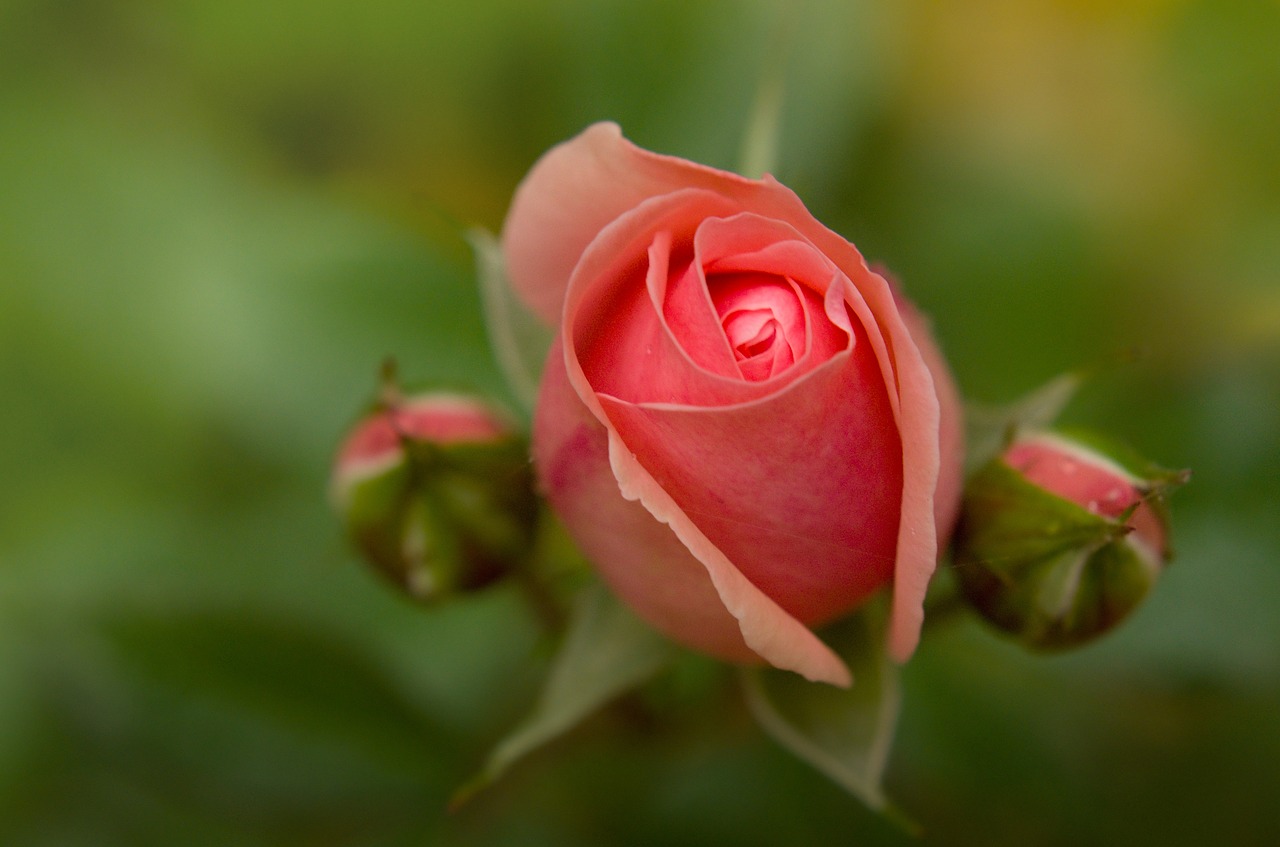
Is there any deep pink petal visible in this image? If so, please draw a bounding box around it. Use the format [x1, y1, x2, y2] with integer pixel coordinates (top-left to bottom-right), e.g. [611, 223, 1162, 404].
[657, 239, 741, 379]
[679, 197, 955, 650]
[570, 190, 801, 407]
[533, 339, 757, 660]
[1005, 434, 1164, 554]
[536, 336, 852, 686]
[596, 320, 902, 628]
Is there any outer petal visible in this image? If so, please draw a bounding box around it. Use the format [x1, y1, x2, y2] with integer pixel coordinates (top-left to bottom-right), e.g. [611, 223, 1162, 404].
[595, 331, 902, 627]
[826, 264, 945, 664]
[895, 294, 965, 548]
[502, 123, 789, 325]
[534, 341, 753, 659]
[876, 277, 965, 657]
[673, 196, 953, 658]
[534, 337, 852, 687]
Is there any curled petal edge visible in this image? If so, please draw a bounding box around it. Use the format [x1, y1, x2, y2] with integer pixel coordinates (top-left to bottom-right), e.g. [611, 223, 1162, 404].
[603, 430, 853, 687]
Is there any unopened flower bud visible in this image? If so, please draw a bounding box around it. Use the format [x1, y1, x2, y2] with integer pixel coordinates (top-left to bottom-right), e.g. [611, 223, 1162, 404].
[332, 392, 537, 602]
[954, 430, 1187, 650]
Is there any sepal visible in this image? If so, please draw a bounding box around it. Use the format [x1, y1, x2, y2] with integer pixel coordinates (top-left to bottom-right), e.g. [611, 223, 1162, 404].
[453, 579, 675, 806]
[741, 600, 912, 826]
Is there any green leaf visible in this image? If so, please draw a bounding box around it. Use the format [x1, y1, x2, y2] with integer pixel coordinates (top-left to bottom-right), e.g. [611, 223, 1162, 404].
[741, 603, 909, 824]
[965, 371, 1083, 473]
[469, 228, 555, 417]
[453, 579, 675, 806]
[736, 4, 800, 178]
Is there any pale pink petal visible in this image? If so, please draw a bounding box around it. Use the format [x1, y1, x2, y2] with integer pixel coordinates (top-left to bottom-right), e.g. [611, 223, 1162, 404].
[695, 216, 839, 288]
[559, 242, 856, 685]
[822, 264, 945, 663]
[502, 123, 773, 325]
[503, 122, 894, 337]
[893, 292, 965, 551]
[858, 280, 945, 663]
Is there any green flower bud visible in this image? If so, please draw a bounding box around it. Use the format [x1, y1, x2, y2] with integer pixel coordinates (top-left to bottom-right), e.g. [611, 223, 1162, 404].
[331, 392, 538, 602]
[954, 430, 1187, 651]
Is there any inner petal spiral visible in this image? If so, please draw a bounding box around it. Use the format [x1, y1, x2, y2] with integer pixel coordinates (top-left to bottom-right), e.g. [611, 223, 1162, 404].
[709, 273, 806, 381]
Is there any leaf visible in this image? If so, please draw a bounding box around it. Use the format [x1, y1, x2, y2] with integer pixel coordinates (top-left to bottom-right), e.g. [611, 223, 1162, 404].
[452, 579, 675, 806]
[965, 371, 1083, 473]
[469, 228, 555, 416]
[741, 602, 909, 823]
[735, 2, 805, 178]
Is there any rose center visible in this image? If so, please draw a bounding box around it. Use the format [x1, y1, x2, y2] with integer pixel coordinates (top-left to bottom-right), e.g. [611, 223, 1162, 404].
[723, 310, 779, 359]
[708, 273, 805, 382]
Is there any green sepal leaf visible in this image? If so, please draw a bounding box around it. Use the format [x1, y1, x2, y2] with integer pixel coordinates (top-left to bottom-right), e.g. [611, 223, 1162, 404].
[452, 579, 675, 806]
[741, 601, 911, 826]
[965, 372, 1083, 473]
[957, 459, 1117, 570]
[469, 228, 555, 417]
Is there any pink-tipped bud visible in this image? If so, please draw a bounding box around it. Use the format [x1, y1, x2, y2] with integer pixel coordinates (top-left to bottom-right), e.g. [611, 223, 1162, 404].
[954, 430, 1187, 650]
[332, 392, 537, 602]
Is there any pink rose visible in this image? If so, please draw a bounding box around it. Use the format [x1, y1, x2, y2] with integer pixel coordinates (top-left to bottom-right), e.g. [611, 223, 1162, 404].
[502, 123, 963, 685]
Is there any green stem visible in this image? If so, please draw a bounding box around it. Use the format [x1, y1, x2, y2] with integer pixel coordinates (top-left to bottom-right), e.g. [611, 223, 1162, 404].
[514, 565, 567, 634]
[921, 572, 971, 633]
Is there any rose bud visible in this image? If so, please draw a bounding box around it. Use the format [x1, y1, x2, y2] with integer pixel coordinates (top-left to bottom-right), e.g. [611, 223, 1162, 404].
[501, 123, 965, 685]
[331, 392, 537, 602]
[954, 430, 1187, 650]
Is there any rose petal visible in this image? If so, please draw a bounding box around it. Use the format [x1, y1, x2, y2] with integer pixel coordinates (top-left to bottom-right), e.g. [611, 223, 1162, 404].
[603, 421, 855, 688]
[654, 233, 741, 379]
[595, 330, 902, 628]
[892, 291, 965, 552]
[535, 336, 852, 687]
[571, 189, 805, 408]
[710, 275, 803, 378]
[695, 216, 840, 289]
[503, 123, 803, 325]
[534, 340, 756, 660]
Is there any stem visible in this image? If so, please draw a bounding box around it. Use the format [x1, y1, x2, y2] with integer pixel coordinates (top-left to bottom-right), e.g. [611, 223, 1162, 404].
[921, 573, 971, 633]
[510, 506, 588, 635]
[514, 565, 567, 634]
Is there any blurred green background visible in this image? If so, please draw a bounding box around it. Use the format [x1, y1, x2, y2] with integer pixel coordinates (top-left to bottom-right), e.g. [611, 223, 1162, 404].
[2, 0, 1278, 844]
